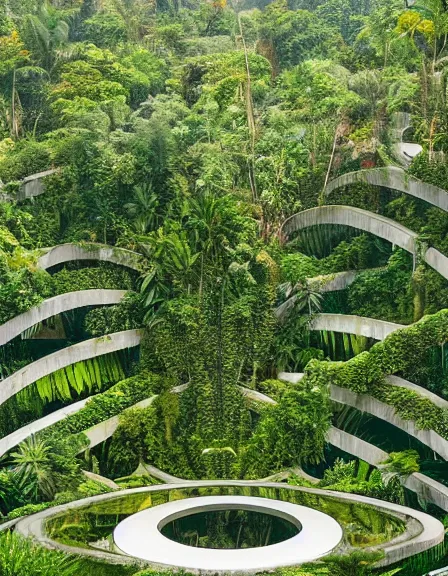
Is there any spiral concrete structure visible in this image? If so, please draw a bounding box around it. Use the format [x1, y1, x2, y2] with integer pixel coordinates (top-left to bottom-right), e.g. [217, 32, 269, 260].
[37, 243, 144, 272]
[0, 290, 127, 346]
[0, 329, 142, 405]
[326, 166, 448, 212]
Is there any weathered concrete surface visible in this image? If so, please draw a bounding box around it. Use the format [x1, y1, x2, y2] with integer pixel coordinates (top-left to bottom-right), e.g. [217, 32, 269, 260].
[280, 205, 448, 281]
[326, 166, 448, 212]
[405, 473, 448, 514]
[7, 481, 443, 568]
[330, 384, 448, 460]
[0, 397, 93, 457]
[390, 112, 422, 167]
[17, 169, 60, 202]
[0, 290, 127, 346]
[328, 426, 448, 513]
[387, 375, 448, 410]
[278, 372, 305, 384]
[311, 313, 404, 340]
[424, 247, 448, 281]
[37, 243, 144, 272]
[82, 470, 119, 490]
[0, 330, 142, 405]
[327, 426, 389, 466]
[306, 270, 359, 293]
[280, 205, 419, 254]
[133, 462, 183, 484]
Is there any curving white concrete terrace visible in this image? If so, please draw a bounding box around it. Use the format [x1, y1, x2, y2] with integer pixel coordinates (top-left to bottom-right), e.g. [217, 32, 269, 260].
[280, 205, 448, 281]
[390, 112, 423, 167]
[0, 290, 127, 346]
[329, 427, 448, 513]
[5, 481, 443, 568]
[249, 383, 448, 512]
[37, 243, 144, 272]
[423, 247, 448, 281]
[326, 166, 448, 212]
[16, 169, 60, 202]
[311, 313, 404, 340]
[330, 384, 448, 461]
[388, 375, 448, 410]
[0, 329, 142, 405]
[113, 495, 343, 572]
[280, 205, 418, 254]
[306, 270, 359, 293]
[0, 397, 93, 458]
[279, 371, 448, 460]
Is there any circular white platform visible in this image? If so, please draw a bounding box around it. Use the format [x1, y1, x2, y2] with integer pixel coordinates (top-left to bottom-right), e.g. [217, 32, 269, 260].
[113, 495, 343, 572]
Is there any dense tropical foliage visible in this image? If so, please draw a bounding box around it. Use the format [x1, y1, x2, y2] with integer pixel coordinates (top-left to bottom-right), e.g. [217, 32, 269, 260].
[2, 0, 448, 573]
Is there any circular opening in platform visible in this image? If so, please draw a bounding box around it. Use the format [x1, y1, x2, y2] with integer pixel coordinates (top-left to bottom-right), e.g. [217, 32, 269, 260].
[113, 495, 344, 572]
[160, 508, 301, 549]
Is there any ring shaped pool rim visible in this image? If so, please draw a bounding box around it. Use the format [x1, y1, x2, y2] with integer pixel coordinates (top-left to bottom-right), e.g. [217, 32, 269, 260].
[113, 495, 344, 572]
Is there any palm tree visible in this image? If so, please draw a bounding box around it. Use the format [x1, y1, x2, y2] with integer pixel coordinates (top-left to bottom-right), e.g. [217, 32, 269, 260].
[275, 281, 323, 321]
[125, 183, 160, 235]
[0, 531, 80, 576]
[20, 2, 70, 73]
[11, 436, 56, 501]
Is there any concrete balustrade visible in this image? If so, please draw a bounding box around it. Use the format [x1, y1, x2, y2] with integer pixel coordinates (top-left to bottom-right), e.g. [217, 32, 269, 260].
[16, 169, 60, 202]
[306, 270, 359, 293]
[311, 313, 404, 340]
[280, 205, 418, 254]
[0, 290, 127, 346]
[330, 384, 448, 460]
[387, 375, 448, 410]
[0, 330, 142, 405]
[0, 398, 93, 458]
[280, 205, 448, 281]
[390, 112, 422, 167]
[37, 243, 144, 272]
[326, 166, 448, 212]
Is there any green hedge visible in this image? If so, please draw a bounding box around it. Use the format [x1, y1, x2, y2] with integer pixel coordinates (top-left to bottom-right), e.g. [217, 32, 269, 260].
[302, 309, 448, 441]
[40, 371, 170, 441]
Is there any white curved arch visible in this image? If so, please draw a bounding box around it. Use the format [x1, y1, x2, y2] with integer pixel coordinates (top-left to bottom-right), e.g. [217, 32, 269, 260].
[280, 205, 448, 280]
[0, 397, 93, 458]
[280, 205, 418, 254]
[326, 166, 448, 212]
[0, 329, 142, 405]
[37, 243, 144, 272]
[311, 313, 404, 340]
[0, 290, 127, 346]
[390, 112, 422, 167]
